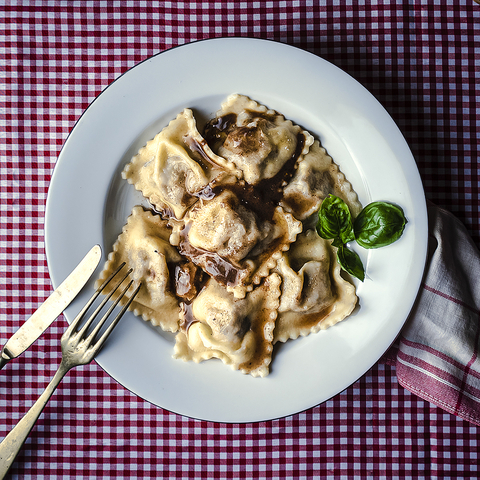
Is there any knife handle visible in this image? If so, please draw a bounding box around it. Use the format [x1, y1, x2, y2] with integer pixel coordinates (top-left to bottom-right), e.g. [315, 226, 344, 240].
[0, 349, 12, 370]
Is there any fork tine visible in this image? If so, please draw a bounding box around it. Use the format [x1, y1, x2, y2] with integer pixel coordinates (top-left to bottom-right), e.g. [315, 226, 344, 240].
[63, 262, 127, 338]
[87, 282, 142, 355]
[85, 278, 134, 342]
[75, 266, 133, 340]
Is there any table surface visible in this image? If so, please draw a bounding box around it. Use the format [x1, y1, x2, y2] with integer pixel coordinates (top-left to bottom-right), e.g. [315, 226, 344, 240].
[1, 1, 479, 478]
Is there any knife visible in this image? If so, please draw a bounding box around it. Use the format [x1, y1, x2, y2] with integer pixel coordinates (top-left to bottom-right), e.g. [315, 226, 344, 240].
[0, 244, 102, 370]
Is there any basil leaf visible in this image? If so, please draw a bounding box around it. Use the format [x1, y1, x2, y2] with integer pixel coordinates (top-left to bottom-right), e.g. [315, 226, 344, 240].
[331, 237, 344, 248]
[354, 201, 407, 249]
[337, 245, 365, 282]
[317, 195, 355, 244]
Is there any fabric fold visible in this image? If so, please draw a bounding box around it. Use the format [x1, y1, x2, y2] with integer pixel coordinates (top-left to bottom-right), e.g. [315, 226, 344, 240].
[397, 203, 480, 426]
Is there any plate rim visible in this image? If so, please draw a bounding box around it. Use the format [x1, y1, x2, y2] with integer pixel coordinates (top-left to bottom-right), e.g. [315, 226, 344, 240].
[45, 37, 428, 423]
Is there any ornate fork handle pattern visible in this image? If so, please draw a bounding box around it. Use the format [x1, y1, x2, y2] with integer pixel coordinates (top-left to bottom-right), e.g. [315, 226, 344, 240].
[0, 264, 140, 479]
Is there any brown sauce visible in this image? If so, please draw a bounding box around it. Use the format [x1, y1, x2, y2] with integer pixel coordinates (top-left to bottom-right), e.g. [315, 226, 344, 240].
[178, 239, 242, 287]
[294, 305, 334, 331]
[203, 130, 306, 221]
[203, 113, 237, 144]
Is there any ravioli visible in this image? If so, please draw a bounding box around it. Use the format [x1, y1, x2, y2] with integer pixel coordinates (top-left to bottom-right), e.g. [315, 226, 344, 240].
[122, 108, 240, 219]
[95, 206, 182, 332]
[273, 229, 357, 343]
[173, 273, 281, 377]
[170, 189, 302, 298]
[281, 139, 362, 221]
[204, 93, 314, 185]
[97, 94, 362, 377]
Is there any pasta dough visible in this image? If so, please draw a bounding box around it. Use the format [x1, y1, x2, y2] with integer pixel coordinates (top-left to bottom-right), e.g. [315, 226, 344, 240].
[95, 206, 182, 332]
[273, 229, 357, 343]
[122, 108, 240, 219]
[173, 273, 281, 377]
[204, 93, 314, 185]
[98, 94, 362, 377]
[281, 139, 362, 221]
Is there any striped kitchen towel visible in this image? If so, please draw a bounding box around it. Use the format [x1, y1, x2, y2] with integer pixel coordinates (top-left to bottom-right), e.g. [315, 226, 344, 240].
[397, 203, 480, 426]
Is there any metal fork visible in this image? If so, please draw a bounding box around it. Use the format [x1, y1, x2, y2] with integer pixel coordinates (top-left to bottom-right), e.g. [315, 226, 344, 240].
[0, 263, 140, 478]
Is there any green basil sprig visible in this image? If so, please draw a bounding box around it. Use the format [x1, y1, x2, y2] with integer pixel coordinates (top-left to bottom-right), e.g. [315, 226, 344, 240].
[354, 202, 407, 249]
[337, 245, 365, 282]
[316, 195, 355, 246]
[317, 195, 407, 281]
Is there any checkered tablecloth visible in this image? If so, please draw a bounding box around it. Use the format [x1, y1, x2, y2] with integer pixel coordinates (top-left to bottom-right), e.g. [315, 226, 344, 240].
[1, 1, 480, 478]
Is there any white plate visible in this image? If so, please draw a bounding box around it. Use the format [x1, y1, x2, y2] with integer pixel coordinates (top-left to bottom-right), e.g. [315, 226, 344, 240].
[45, 38, 428, 423]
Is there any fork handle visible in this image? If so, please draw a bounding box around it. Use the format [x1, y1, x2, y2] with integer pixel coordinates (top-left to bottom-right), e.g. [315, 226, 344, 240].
[0, 361, 70, 478]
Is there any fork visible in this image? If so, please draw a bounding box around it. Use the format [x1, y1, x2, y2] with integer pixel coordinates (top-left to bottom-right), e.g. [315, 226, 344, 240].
[0, 263, 140, 478]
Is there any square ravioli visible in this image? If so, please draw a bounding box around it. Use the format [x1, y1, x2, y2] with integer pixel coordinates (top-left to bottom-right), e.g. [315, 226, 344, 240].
[273, 229, 358, 343]
[173, 273, 281, 377]
[95, 206, 182, 332]
[122, 108, 241, 220]
[169, 189, 302, 299]
[203, 93, 314, 185]
[98, 94, 362, 377]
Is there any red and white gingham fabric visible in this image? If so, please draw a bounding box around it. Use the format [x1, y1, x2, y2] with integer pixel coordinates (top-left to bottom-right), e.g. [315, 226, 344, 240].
[1, 1, 480, 478]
